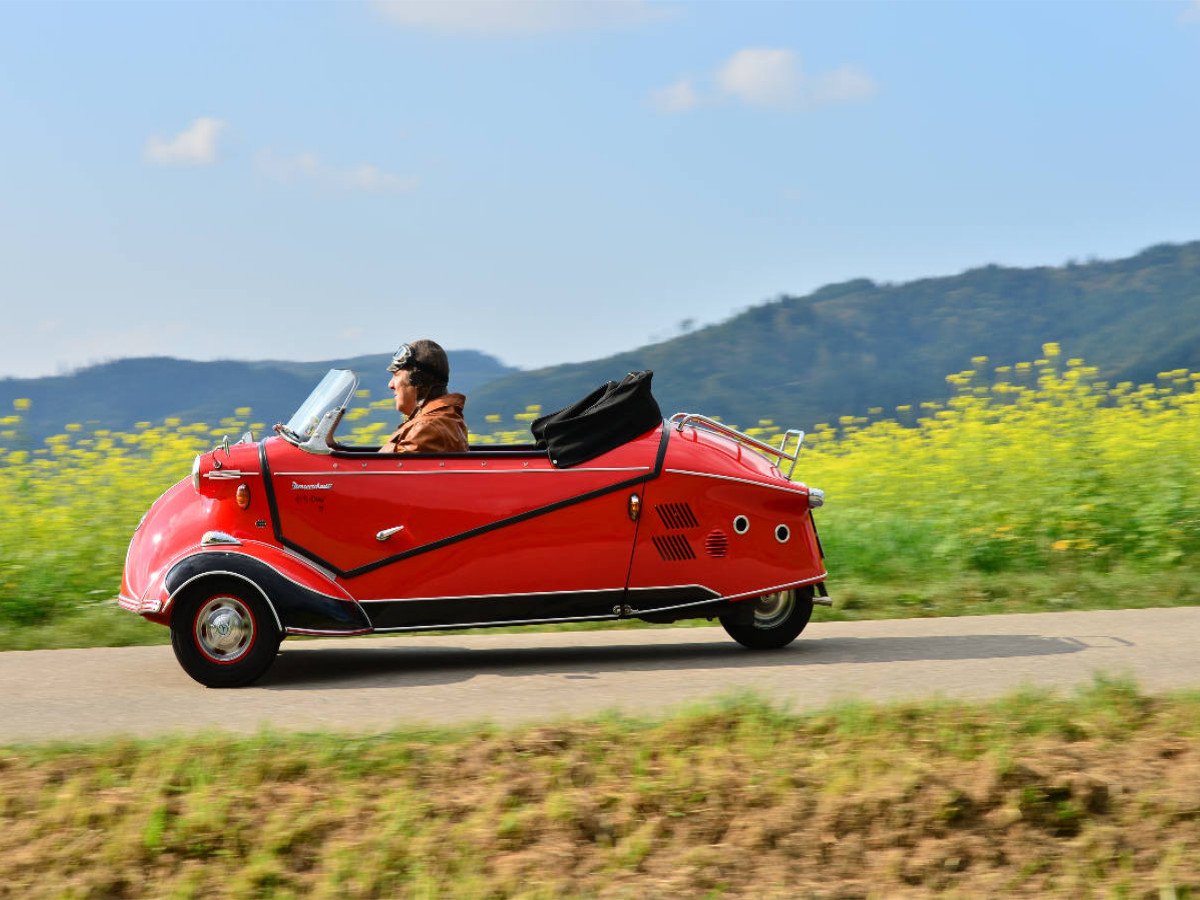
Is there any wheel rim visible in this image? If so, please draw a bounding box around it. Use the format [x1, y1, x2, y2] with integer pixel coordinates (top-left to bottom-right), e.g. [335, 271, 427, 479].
[752, 591, 795, 629]
[194, 595, 255, 663]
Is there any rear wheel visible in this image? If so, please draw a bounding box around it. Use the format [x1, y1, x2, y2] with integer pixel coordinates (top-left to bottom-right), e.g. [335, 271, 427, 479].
[170, 579, 281, 687]
[719, 587, 814, 650]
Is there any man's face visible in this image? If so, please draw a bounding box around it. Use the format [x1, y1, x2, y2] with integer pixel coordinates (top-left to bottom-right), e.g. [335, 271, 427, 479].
[388, 368, 419, 416]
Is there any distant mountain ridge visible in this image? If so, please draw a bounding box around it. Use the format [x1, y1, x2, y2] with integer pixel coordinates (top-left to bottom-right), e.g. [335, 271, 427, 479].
[0, 351, 516, 442]
[4, 240, 1199, 441]
[465, 240, 1200, 431]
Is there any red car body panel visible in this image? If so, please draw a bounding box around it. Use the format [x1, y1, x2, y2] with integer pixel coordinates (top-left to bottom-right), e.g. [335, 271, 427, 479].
[263, 428, 659, 588]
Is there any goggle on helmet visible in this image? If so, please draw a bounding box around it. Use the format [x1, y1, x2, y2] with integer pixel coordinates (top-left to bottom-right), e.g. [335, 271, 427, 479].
[387, 343, 443, 378]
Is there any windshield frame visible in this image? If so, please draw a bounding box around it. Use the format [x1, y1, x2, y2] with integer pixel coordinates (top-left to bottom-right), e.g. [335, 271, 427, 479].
[278, 369, 359, 454]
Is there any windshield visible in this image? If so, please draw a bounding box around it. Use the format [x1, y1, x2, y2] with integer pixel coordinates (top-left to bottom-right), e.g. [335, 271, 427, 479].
[283, 369, 358, 442]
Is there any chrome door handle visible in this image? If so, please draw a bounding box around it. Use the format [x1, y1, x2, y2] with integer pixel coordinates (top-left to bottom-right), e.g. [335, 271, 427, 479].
[376, 526, 405, 542]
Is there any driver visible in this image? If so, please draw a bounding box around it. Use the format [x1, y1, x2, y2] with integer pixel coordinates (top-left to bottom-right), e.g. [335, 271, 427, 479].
[379, 339, 469, 454]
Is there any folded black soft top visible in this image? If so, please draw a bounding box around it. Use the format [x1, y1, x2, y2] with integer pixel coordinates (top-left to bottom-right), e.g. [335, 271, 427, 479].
[531, 370, 663, 468]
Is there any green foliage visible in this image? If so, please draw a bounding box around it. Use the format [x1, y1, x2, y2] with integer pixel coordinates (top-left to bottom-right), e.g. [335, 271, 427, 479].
[2, 344, 1199, 643]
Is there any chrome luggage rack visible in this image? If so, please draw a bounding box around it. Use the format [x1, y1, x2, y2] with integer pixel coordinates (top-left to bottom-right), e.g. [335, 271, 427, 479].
[669, 413, 805, 479]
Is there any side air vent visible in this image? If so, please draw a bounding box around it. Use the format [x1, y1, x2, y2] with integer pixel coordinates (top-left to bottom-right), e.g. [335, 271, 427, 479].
[653, 534, 696, 561]
[706, 529, 728, 558]
[655, 502, 698, 529]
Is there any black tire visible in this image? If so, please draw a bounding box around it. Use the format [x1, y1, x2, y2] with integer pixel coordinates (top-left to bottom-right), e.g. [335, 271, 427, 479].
[170, 578, 282, 688]
[719, 587, 814, 650]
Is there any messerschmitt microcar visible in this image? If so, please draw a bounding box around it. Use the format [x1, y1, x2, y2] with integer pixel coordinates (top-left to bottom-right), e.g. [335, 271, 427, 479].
[120, 370, 829, 687]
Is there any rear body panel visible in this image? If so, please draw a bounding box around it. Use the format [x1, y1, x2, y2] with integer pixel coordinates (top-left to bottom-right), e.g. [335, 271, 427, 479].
[629, 425, 826, 604]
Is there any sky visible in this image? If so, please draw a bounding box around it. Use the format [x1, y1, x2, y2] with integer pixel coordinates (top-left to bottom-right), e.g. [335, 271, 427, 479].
[1, 0, 1198, 379]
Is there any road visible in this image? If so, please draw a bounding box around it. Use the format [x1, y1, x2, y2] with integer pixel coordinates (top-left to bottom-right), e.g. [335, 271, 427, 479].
[2, 607, 1198, 742]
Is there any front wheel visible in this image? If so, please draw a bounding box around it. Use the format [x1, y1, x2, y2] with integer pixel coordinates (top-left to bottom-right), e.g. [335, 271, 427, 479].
[720, 587, 814, 650]
[170, 578, 281, 687]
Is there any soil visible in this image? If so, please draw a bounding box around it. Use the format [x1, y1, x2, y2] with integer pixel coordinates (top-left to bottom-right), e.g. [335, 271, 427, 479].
[1, 692, 1199, 899]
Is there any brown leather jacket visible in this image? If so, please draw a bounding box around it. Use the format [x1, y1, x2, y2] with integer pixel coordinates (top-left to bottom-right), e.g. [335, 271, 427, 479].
[379, 393, 469, 454]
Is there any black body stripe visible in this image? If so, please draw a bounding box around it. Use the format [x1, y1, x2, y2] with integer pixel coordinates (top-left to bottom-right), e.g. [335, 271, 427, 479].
[260, 423, 672, 580]
[365, 585, 720, 630]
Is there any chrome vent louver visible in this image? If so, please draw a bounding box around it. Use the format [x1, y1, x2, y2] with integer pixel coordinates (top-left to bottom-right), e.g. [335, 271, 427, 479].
[652, 534, 696, 561]
[705, 529, 728, 558]
[655, 502, 698, 529]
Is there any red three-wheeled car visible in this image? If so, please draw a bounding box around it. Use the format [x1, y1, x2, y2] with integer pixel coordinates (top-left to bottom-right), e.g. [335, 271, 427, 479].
[121, 370, 829, 687]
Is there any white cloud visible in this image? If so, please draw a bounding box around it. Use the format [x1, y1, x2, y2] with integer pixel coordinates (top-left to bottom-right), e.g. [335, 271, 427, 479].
[144, 117, 225, 165]
[811, 64, 878, 105]
[716, 48, 802, 109]
[339, 164, 420, 193]
[650, 78, 700, 113]
[1182, 0, 1200, 23]
[255, 150, 321, 181]
[371, 0, 677, 34]
[653, 47, 877, 114]
[256, 149, 418, 194]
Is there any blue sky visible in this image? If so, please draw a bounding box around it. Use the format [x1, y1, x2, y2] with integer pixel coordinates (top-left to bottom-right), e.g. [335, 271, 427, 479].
[1, 0, 1198, 379]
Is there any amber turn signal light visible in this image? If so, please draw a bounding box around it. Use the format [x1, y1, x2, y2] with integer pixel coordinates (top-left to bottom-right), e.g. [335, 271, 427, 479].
[236, 484, 251, 509]
[628, 492, 641, 521]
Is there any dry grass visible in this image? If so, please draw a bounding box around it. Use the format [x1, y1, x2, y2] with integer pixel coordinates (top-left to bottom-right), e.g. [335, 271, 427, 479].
[2, 677, 1199, 899]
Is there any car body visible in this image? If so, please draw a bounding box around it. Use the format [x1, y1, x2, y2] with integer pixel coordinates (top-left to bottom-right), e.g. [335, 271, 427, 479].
[120, 370, 830, 687]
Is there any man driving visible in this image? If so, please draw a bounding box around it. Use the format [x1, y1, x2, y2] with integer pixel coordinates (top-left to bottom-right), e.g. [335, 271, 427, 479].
[379, 339, 469, 454]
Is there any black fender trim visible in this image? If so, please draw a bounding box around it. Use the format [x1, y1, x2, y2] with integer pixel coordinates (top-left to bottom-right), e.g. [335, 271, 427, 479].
[164, 552, 372, 633]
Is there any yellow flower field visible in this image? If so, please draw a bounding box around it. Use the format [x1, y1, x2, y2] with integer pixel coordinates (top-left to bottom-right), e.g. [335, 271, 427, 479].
[1, 345, 1197, 628]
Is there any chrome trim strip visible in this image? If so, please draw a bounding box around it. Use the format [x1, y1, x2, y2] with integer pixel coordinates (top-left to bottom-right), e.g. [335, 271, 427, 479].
[285, 627, 374, 636]
[162, 570, 284, 632]
[201, 531, 242, 547]
[372, 613, 621, 632]
[628, 596, 727, 616]
[117, 593, 140, 611]
[664, 468, 808, 495]
[357, 585, 628, 604]
[203, 470, 258, 480]
[721, 572, 828, 603]
[626, 584, 712, 594]
[269, 467, 651, 476]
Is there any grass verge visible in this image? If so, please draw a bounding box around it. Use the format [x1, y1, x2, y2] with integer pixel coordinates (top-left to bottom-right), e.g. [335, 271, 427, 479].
[2, 677, 1199, 899]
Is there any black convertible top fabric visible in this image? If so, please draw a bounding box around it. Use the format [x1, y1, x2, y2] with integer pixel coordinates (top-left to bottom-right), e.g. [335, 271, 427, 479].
[531, 370, 663, 468]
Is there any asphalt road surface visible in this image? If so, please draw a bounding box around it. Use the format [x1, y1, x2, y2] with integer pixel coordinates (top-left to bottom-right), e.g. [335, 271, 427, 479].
[3, 607, 1199, 743]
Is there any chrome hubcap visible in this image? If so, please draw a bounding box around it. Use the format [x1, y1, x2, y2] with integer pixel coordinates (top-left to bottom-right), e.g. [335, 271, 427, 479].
[753, 590, 795, 629]
[195, 595, 254, 662]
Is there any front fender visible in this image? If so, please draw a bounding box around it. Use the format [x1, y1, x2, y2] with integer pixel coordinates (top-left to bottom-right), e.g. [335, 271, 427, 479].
[159, 550, 372, 635]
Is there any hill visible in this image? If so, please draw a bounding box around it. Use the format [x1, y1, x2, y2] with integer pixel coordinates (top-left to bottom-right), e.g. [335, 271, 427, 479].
[466, 241, 1200, 431]
[0, 351, 515, 442]
[5, 241, 1199, 440]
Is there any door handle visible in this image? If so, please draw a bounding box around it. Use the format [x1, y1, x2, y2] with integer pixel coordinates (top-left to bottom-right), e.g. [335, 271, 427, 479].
[376, 526, 405, 542]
